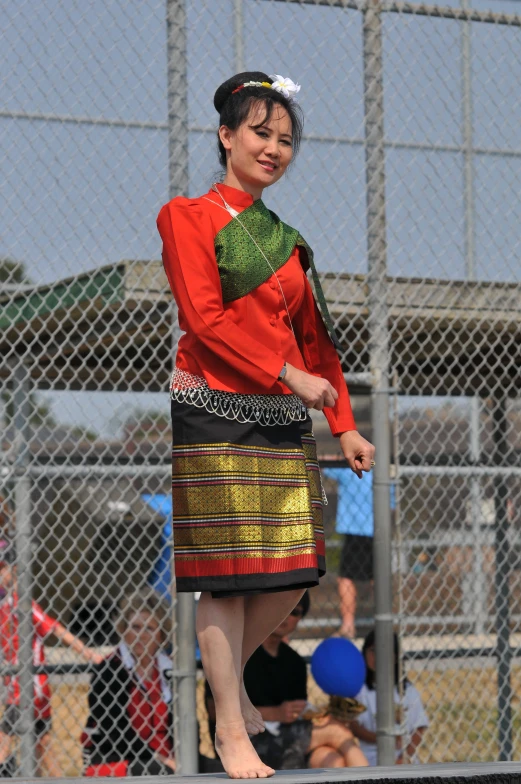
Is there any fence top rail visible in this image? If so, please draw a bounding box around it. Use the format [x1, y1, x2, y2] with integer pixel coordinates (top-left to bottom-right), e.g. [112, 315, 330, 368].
[382, 0, 521, 24]
[266, 0, 521, 25]
[269, 0, 521, 27]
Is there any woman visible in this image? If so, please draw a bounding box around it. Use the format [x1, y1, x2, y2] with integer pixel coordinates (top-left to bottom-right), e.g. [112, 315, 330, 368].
[82, 590, 175, 776]
[157, 70, 375, 779]
[350, 630, 429, 765]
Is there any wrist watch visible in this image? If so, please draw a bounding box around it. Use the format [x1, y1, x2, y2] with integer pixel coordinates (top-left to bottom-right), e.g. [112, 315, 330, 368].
[278, 362, 287, 382]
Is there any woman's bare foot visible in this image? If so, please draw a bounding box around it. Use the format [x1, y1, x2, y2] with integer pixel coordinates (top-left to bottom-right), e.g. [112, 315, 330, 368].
[215, 721, 275, 779]
[240, 682, 265, 735]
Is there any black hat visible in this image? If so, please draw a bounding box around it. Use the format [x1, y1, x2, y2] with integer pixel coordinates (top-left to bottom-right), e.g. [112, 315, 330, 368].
[213, 71, 273, 114]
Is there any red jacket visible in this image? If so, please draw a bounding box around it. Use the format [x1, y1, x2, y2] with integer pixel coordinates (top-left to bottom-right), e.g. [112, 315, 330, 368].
[157, 184, 356, 436]
[0, 595, 56, 719]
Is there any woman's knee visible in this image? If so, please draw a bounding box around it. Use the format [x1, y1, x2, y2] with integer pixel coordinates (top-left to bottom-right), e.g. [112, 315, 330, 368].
[329, 752, 345, 768]
[308, 746, 344, 769]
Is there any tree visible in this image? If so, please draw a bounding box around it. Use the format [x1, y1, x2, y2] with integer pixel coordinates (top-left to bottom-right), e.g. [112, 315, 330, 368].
[0, 257, 31, 287]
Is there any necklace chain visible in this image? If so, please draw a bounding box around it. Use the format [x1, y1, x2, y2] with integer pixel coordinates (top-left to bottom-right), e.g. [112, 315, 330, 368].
[203, 184, 296, 337]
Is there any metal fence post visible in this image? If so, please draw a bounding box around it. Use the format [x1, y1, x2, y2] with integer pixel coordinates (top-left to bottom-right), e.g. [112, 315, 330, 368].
[11, 361, 35, 777]
[460, 0, 486, 637]
[166, 0, 189, 201]
[492, 393, 513, 760]
[362, 0, 395, 766]
[461, 0, 475, 284]
[166, 0, 198, 774]
[234, 0, 245, 73]
[469, 397, 486, 635]
[173, 591, 198, 773]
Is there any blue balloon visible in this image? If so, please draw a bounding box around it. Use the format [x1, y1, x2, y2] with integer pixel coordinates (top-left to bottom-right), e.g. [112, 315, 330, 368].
[311, 637, 366, 698]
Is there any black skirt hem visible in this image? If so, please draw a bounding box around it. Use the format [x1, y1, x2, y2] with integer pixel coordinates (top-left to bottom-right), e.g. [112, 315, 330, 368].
[176, 565, 325, 596]
[211, 580, 318, 599]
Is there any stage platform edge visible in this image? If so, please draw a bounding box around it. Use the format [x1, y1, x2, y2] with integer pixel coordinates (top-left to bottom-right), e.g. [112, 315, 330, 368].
[20, 762, 521, 784]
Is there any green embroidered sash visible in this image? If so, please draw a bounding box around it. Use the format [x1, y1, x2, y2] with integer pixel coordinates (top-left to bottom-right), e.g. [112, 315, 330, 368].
[214, 199, 341, 350]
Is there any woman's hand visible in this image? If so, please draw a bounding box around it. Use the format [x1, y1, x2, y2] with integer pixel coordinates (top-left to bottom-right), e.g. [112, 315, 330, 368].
[339, 431, 375, 478]
[283, 364, 338, 411]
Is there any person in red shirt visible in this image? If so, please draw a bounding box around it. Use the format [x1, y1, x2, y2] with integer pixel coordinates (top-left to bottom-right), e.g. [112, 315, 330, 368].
[0, 540, 102, 776]
[157, 70, 375, 778]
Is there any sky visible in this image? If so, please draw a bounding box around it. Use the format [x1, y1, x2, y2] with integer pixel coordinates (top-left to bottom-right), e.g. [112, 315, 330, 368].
[1, 0, 521, 437]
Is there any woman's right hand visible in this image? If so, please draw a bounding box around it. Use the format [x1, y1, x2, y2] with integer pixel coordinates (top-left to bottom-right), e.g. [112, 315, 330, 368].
[283, 363, 338, 411]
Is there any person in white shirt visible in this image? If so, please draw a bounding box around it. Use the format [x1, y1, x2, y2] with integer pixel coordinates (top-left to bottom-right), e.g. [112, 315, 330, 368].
[350, 630, 428, 766]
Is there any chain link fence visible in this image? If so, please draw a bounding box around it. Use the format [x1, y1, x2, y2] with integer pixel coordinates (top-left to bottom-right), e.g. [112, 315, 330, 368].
[1, 0, 521, 776]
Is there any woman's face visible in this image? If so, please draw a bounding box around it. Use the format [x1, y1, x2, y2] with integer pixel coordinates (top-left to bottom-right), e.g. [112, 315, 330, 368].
[123, 610, 162, 662]
[365, 642, 376, 672]
[220, 101, 293, 192]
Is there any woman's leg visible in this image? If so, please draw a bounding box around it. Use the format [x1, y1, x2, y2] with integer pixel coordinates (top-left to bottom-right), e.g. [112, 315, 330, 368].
[239, 589, 305, 731]
[242, 589, 305, 662]
[308, 718, 369, 767]
[196, 592, 274, 779]
[308, 746, 345, 768]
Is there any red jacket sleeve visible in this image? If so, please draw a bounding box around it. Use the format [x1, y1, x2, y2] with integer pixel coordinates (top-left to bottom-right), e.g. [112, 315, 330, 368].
[294, 275, 356, 436]
[32, 601, 57, 637]
[157, 198, 284, 391]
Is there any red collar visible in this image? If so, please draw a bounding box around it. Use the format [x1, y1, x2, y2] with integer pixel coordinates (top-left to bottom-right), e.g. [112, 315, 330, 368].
[207, 183, 255, 210]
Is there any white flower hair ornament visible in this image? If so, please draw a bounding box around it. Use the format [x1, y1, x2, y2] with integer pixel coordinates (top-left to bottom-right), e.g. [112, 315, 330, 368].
[232, 75, 301, 101]
[269, 74, 301, 100]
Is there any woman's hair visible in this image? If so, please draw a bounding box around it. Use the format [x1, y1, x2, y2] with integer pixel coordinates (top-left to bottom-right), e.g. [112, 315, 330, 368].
[362, 629, 409, 691]
[116, 588, 171, 645]
[213, 71, 304, 169]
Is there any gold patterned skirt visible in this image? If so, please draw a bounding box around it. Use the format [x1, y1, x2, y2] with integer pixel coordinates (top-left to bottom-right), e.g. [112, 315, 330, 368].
[170, 400, 326, 597]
